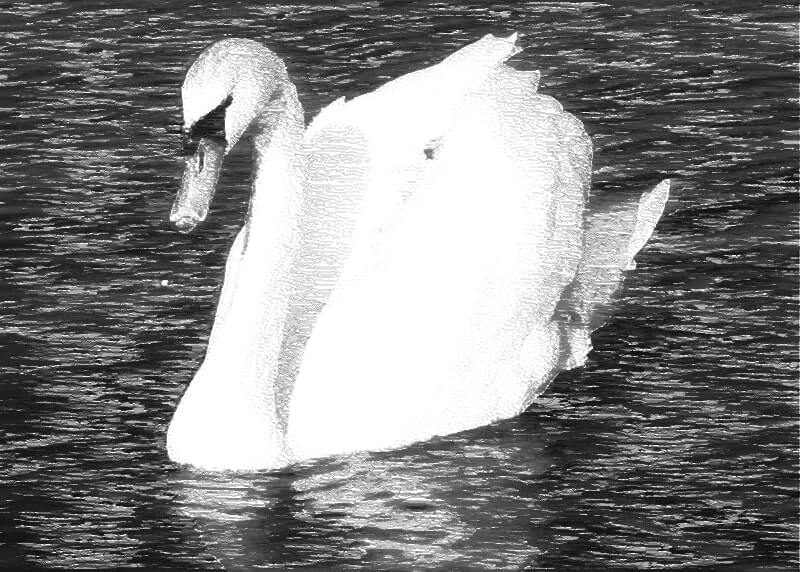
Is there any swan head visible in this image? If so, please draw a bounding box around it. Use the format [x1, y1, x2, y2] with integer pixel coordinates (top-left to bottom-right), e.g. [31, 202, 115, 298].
[170, 38, 288, 233]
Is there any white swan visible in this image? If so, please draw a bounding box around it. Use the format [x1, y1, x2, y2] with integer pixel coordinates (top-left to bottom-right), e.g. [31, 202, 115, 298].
[167, 34, 669, 471]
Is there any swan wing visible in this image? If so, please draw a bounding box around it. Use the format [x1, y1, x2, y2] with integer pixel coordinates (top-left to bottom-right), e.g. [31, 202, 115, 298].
[288, 54, 592, 460]
[277, 33, 537, 408]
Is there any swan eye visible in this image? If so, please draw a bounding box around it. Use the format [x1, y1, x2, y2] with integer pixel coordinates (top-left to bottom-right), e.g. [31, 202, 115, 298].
[197, 148, 205, 172]
[181, 94, 232, 158]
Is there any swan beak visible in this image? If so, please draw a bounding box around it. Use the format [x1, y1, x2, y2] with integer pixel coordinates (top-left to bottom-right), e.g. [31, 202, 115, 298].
[170, 138, 226, 233]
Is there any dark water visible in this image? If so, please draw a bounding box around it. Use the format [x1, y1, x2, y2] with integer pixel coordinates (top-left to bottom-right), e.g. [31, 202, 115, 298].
[1, 1, 798, 569]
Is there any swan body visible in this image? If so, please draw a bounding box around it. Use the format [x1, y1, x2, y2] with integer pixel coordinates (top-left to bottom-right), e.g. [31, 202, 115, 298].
[167, 34, 669, 470]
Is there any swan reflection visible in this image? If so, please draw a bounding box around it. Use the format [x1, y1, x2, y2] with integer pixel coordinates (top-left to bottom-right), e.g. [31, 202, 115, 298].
[169, 414, 554, 569]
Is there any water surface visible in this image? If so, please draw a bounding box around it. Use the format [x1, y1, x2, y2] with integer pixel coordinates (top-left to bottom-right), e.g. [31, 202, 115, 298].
[1, 1, 797, 569]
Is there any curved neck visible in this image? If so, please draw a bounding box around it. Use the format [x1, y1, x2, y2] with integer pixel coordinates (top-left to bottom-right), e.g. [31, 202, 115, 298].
[206, 80, 305, 366]
[193, 79, 304, 462]
[246, 81, 305, 245]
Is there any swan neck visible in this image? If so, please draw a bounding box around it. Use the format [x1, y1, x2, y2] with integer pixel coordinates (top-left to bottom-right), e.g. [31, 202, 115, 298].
[245, 81, 304, 232]
[202, 78, 304, 392]
[252, 82, 303, 170]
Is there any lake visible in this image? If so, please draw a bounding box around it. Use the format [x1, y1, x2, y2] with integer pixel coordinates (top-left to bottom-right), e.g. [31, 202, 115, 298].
[1, 1, 797, 569]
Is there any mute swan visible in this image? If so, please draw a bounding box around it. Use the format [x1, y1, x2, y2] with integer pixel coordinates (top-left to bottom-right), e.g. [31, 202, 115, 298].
[167, 34, 669, 471]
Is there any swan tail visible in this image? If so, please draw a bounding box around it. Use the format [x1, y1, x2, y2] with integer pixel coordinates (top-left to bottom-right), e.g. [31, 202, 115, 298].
[553, 178, 670, 371]
[625, 178, 671, 270]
